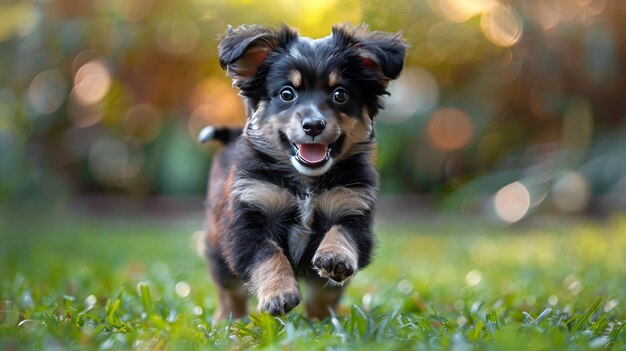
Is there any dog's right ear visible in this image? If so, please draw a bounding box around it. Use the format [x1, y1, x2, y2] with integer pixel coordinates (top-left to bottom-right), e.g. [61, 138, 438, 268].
[332, 24, 407, 89]
[219, 25, 295, 86]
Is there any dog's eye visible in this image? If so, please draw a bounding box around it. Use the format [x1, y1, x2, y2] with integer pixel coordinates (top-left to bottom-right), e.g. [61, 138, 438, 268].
[279, 87, 297, 102]
[332, 88, 348, 104]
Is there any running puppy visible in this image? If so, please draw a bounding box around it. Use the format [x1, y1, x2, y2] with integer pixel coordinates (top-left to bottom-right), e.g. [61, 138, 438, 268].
[202, 24, 406, 320]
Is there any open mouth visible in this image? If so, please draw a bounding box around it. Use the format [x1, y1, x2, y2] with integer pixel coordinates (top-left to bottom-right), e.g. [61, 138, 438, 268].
[279, 132, 345, 175]
[293, 143, 330, 168]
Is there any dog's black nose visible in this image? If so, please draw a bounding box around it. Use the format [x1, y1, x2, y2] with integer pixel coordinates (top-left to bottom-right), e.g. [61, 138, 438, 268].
[302, 118, 326, 137]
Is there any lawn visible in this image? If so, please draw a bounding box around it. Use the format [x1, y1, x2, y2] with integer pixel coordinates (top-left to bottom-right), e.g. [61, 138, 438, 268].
[1, 211, 625, 350]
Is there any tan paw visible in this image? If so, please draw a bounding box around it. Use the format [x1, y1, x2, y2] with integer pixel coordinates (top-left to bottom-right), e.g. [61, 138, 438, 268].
[312, 250, 357, 284]
[257, 288, 301, 315]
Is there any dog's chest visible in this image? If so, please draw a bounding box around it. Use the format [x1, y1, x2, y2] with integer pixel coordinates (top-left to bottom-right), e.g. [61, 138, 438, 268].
[287, 185, 375, 265]
[232, 176, 374, 265]
[287, 189, 315, 266]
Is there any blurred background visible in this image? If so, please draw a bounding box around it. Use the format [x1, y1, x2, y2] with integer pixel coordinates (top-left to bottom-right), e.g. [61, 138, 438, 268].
[1, 0, 625, 223]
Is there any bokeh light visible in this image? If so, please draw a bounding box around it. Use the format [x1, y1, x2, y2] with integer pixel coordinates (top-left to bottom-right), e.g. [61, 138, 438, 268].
[465, 269, 482, 287]
[382, 67, 439, 123]
[72, 51, 99, 77]
[548, 295, 559, 306]
[27, 70, 68, 115]
[397, 279, 413, 294]
[480, 3, 523, 47]
[563, 274, 583, 295]
[192, 306, 203, 316]
[72, 60, 112, 106]
[188, 78, 245, 139]
[0, 3, 37, 42]
[527, 0, 560, 31]
[556, 0, 584, 23]
[174, 281, 191, 298]
[427, 0, 496, 23]
[494, 181, 531, 223]
[584, 0, 607, 17]
[426, 108, 474, 151]
[552, 171, 590, 213]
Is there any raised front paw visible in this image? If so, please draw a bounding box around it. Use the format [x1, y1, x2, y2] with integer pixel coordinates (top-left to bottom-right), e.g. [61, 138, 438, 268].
[257, 286, 301, 315]
[312, 250, 357, 284]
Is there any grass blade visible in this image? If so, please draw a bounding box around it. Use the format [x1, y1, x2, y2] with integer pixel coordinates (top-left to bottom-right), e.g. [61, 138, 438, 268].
[536, 308, 553, 324]
[571, 298, 602, 333]
[137, 281, 153, 314]
[473, 320, 484, 340]
[610, 321, 625, 342]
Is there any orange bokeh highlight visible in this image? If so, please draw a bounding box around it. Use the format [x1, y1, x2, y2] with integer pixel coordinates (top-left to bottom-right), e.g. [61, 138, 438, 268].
[480, 3, 523, 47]
[428, 0, 496, 23]
[426, 108, 475, 151]
[188, 78, 245, 140]
[71, 60, 112, 106]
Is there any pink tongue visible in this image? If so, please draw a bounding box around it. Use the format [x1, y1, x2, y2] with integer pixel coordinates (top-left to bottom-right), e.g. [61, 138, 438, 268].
[298, 144, 327, 164]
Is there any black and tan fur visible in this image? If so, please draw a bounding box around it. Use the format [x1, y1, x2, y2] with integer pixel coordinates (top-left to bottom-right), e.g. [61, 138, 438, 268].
[202, 24, 406, 320]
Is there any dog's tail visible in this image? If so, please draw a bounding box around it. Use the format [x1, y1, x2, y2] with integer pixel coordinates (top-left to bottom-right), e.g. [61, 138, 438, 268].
[198, 126, 243, 145]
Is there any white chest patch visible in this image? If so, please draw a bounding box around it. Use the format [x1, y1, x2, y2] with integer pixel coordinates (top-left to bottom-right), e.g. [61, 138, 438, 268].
[288, 190, 314, 265]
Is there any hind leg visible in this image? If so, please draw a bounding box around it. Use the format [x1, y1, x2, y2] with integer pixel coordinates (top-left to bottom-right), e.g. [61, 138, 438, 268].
[304, 276, 347, 321]
[208, 249, 249, 320]
[213, 284, 248, 320]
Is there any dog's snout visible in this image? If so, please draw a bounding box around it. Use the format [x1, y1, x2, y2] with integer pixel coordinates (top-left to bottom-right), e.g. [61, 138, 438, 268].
[302, 118, 326, 137]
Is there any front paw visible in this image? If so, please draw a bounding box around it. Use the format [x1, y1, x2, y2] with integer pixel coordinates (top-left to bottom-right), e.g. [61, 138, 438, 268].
[312, 250, 357, 284]
[257, 287, 301, 315]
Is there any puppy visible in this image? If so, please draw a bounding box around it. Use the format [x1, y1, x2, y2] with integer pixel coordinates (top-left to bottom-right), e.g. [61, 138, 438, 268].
[201, 24, 406, 320]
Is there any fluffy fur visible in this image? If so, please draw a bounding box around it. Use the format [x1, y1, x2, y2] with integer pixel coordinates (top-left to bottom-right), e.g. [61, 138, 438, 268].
[203, 24, 406, 320]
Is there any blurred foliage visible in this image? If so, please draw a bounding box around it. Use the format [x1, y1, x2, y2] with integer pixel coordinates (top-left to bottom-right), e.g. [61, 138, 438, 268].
[1, 0, 625, 219]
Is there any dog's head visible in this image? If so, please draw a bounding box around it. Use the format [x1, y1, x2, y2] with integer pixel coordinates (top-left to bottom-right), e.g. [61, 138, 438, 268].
[219, 24, 407, 176]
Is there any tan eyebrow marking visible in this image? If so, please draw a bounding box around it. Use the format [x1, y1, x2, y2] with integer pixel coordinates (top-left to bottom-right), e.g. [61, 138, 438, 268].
[288, 70, 302, 88]
[329, 71, 341, 87]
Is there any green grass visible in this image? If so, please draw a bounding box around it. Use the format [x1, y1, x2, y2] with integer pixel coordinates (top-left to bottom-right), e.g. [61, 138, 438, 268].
[1, 212, 626, 350]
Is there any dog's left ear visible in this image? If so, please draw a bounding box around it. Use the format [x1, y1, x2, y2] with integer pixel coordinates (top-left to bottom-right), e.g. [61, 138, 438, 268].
[219, 25, 298, 87]
[218, 25, 277, 84]
[333, 24, 408, 86]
